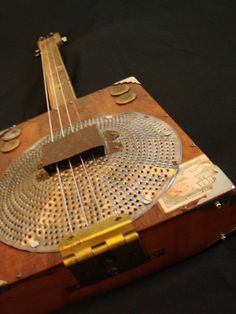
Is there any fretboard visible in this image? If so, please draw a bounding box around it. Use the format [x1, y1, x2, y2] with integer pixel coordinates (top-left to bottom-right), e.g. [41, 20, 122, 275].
[37, 33, 76, 110]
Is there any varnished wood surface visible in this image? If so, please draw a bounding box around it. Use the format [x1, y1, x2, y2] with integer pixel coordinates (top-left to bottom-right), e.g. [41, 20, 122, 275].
[1, 202, 235, 314]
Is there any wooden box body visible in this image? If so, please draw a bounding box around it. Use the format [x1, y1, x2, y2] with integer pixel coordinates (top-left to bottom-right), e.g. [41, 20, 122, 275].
[0, 82, 235, 313]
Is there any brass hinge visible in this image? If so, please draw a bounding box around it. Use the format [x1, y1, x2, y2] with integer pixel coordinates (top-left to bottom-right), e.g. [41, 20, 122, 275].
[60, 214, 147, 286]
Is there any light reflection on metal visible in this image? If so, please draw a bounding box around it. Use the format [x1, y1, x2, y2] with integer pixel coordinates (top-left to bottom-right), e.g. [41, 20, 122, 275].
[0, 112, 181, 252]
[0, 139, 21, 152]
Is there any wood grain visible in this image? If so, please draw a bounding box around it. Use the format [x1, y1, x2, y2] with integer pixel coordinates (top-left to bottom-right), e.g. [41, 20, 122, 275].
[0, 82, 235, 313]
[37, 33, 76, 110]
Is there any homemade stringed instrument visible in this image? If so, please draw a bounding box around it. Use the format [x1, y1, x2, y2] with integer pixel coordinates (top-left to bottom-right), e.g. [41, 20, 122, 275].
[0, 33, 235, 313]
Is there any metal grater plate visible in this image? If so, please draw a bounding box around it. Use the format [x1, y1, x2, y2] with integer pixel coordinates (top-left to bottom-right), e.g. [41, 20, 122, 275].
[0, 112, 182, 252]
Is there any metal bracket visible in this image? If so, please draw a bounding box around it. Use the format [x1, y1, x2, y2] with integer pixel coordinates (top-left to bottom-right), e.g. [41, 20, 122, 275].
[39, 126, 122, 175]
[60, 214, 147, 286]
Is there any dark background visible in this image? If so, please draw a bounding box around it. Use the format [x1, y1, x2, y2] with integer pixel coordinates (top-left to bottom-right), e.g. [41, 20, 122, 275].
[0, 1, 235, 313]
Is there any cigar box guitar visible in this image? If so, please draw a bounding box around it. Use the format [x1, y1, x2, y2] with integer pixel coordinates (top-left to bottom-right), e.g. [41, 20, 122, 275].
[0, 33, 235, 313]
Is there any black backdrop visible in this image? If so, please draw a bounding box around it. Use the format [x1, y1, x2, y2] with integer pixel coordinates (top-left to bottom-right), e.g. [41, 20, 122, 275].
[0, 1, 235, 313]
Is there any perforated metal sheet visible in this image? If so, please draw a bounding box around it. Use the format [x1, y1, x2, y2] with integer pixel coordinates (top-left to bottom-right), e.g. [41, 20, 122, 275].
[0, 112, 181, 252]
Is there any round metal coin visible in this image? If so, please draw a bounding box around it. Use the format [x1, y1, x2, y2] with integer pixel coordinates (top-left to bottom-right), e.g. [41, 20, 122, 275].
[0, 139, 20, 153]
[3, 128, 21, 141]
[116, 91, 137, 105]
[110, 84, 130, 96]
[0, 128, 9, 137]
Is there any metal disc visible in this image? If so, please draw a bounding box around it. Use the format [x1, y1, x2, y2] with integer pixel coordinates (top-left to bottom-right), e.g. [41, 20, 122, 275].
[0, 128, 9, 137]
[3, 128, 21, 141]
[116, 91, 137, 105]
[110, 84, 130, 96]
[0, 112, 182, 252]
[0, 139, 20, 152]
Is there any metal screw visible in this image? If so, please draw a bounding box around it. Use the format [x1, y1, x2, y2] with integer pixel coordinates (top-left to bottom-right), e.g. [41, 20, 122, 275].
[61, 36, 68, 44]
[15, 272, 22, 279]
[110, 131, 119, 140]
[30, 239, 39, 248]
[214, 201, 222, 209]
[163, 130, 171, 136]
[220, 234, 226, 240]
[142, 194, 152, 204]
[110, 131, 118, 136]
[0, 280, 8, 287]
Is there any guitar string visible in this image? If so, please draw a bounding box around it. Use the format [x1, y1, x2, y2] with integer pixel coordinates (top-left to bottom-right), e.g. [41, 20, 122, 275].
[43, 38, 89, 229]
[41, 40, 74, 233]
[60, 43, 119, 218]
[72, 101, 119, 218]
[45, 39, 89, 227]
[49, 40, 104, 222]
[53, 39, 116, 218]
[40, 40, 75, 236]
[64, 52, 118, 218]
[44, 37, 106, 227]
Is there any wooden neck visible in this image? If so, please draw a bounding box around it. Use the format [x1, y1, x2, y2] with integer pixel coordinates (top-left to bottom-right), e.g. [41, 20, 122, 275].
[37, 33, 76, 110]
